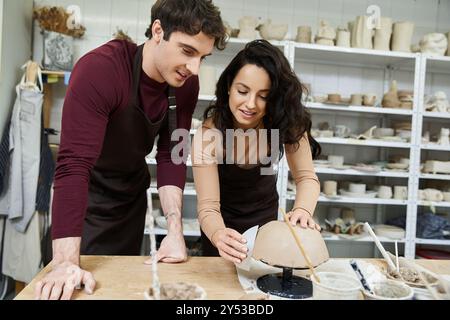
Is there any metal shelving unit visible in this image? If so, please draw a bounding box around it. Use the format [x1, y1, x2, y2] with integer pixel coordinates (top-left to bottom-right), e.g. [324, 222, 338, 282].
[146, 39, 450, 258]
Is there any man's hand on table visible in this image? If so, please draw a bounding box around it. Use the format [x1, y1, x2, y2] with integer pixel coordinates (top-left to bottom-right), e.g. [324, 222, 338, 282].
[145, 231, 188, 264]
[34, 237, 96, 300]
[145, 185, 187, 264]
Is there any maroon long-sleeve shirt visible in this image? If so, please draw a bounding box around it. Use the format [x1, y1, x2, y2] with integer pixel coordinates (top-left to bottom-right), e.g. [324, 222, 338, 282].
[51, 40, 199, 239]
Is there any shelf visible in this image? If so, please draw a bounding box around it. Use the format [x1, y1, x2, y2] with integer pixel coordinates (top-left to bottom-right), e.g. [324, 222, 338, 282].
[316, 137, 411, 148]
[144, 227, 200, 237]
[323, 234, 406, 243]
[415, 238, 450, 245]
[422, 111, 450, 119]
[420, 144, 450, 152]
[424, 55, 450, 74]
[418, 201, 450, 208]
[286, 192, 408, 206]
[293, 42, 417, 68]
[314, 167, 409, 178]
[419, 174, 450, 181]
[306, 102, 413, 116]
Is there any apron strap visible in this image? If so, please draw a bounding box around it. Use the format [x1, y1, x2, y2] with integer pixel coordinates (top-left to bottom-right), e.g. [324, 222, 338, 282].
[167, 87, 178, 150]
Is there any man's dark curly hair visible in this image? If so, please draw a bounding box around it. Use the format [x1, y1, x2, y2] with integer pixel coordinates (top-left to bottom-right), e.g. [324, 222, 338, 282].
[145, 0, 227, 50]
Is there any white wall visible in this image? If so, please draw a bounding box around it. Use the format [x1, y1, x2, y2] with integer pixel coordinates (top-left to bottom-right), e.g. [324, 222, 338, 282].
[0, 0, 33, 135]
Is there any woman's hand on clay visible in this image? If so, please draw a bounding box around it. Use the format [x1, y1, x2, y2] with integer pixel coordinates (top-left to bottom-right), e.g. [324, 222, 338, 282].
[289, 209, 321, 231]
[212, 228, 248, 264]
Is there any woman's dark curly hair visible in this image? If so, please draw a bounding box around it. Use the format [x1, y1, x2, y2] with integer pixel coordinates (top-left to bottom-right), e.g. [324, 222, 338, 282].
[204, 40, 321, 159]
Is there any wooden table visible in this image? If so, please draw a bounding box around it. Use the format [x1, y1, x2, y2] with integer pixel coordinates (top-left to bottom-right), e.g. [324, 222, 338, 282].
[14, 256, 450, 300]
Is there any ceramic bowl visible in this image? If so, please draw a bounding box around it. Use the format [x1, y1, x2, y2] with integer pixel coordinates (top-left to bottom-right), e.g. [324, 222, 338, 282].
[363, 280, 413, 300]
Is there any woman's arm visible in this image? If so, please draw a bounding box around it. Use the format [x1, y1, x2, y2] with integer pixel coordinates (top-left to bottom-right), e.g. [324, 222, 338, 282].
[192, 126, 248, 263]
[285, 134, 321, 230]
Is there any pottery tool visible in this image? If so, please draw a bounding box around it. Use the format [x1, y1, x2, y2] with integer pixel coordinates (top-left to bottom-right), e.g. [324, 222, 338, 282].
[364, 222, 397, 271]
[280, 208, 320, 283]
[350, 260, 374, 294]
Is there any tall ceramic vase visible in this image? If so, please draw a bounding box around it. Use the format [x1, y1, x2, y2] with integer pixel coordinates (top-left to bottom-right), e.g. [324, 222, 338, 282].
[392, 21, 414, 52]
[351, 16, 373, 49]
[374, 17, 392, 51]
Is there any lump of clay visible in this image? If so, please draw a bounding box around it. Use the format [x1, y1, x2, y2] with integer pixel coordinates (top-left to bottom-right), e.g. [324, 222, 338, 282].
[419, 33, 448, 56]
[145, 282, 206, 300]
[425, 91, 450, 112]
[258, 19, 288, 41]
[252, 220, 329, 269]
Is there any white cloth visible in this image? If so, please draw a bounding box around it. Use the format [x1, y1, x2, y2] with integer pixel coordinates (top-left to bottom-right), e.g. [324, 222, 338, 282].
[2, 211, 43, 283]
[0, 65, 43, 233]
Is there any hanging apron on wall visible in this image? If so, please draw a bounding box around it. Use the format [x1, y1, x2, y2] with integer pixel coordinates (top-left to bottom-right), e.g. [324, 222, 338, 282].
[81, 44, 177, 255]
[1, 63, 45, 283]
[201, 163, 279, 256]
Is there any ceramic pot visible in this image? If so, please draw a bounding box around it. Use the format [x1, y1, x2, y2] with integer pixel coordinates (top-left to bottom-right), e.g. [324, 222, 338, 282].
[336, 29, 351, 47]
[374, 17, 392, 51]
[392, 21, 414, 52]
[296, 26, 312, 43]
[351, 16, 373, 49]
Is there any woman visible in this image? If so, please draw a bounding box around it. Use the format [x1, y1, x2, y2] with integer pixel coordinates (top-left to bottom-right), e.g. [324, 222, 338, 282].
[192, 40, 321, 264]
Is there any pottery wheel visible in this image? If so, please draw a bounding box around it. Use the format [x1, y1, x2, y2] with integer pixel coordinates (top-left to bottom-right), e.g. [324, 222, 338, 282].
[256, 268, 312, 299]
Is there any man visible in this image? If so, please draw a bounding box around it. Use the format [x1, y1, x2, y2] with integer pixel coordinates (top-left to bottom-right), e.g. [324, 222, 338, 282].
[34, 0, 226, 300]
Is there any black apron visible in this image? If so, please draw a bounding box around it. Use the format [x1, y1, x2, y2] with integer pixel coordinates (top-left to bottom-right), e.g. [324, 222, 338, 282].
[201, 163, 279, 256]
[81, 44, 177, 255]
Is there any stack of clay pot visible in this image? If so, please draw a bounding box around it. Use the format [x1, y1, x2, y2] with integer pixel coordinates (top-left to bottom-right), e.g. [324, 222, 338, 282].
[315, 20, 336, 46]
[397, 90, 414, 109]
[382, 81, 413, 109]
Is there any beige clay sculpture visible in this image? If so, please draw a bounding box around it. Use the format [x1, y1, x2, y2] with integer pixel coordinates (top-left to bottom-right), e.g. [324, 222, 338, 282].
[419, 33, 448, 56]
[382, 80, 401, 108]
[252, 221, 329, 269]
[258, 19, 288, 41]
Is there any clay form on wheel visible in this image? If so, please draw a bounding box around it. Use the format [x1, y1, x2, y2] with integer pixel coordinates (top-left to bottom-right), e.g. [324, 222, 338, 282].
[252, 220, 329, 269]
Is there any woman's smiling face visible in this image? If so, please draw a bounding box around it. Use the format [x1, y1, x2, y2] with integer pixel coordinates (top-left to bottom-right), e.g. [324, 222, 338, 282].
[228, 64, 271, 130]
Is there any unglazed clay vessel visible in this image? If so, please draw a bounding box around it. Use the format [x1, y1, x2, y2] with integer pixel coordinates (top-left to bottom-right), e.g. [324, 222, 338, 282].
[351, 16, 373, 49]
[374, 17, 392, 51]
[336, 28, 350, 47]
[252, 221, 329, 269]
[419, 33, 448, 56]
[392, 21, 414, 52]
[296, 26, 312, 43]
